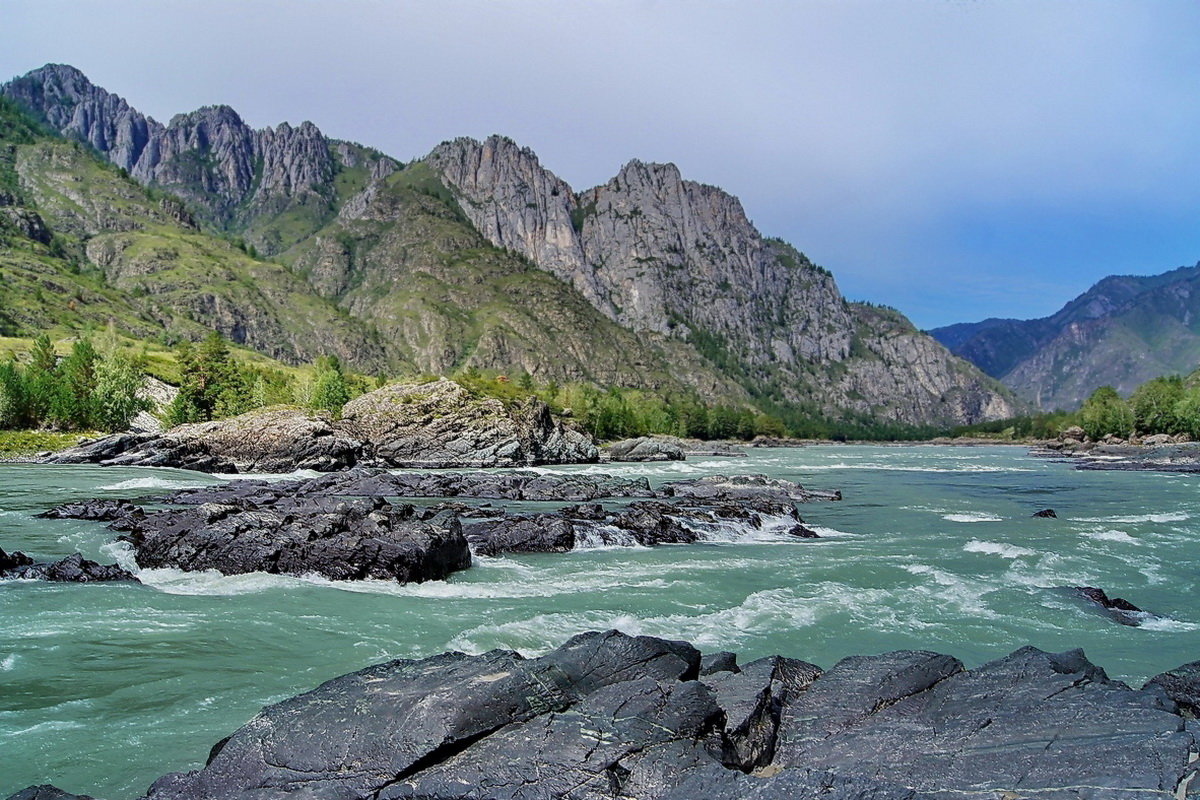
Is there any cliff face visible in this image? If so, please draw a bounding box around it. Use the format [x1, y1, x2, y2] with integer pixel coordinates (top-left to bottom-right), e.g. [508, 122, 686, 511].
[429, 135, 1016, 423]
[4, 65, 1019, 426]
[934, 265, 1200, 410]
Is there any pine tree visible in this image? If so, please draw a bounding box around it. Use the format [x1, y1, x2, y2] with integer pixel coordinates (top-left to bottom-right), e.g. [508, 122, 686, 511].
[53, 338, 99, 429]
[25, 333, 59, 424]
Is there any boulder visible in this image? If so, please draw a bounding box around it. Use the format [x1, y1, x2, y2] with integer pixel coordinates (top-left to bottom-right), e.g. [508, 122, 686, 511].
[1144, 660, 1200, 717]
[1032, 508, 1057, 518]
[1059, 425, 1086, 442]
[37, 499, 142, 524]
[464, 514, 576, 556]
[4, 788, 95, 800]
[339, 379, 597, 468]
[119, 497, 471, 583]
[1144, 433, 1174, 446]
[141, 631, 699, 800]
[699, 651, 739, 676]
[771, 646, 1191, 798]
[0, 548, 138, 582]
[607, 436, 686, 462]
[47, 409, 360, 473]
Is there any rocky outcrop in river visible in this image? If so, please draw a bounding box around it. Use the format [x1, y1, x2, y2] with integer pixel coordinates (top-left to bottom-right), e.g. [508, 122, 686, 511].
[40, 468, 836, 576]
[46, 380, 597, 473]
[12, 630, 1199, 800]
[111, 496, 470, 583]
[46, 409, 361, 473]
[339, 379, 597, 468]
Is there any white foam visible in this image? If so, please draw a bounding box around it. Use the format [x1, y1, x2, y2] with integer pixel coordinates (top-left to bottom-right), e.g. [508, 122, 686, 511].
[1137, 616, 1200, 632]
[902, 564, 998, 617]
[446, 587, 821, 655]
[943, 512, 1004, 523]
[4, 720, 85, 737]
[806, 525, 860, 538]
[0, 654, 15, 671]
[963, 540, 1035, 558]
[1082, 528, 1140, 545]
[1078, 512, 1190, 524]
[98, 477, 198, 492]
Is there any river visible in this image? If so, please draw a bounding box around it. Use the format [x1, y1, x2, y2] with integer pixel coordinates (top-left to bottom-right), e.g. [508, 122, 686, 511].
[2, 445, 1197, 797]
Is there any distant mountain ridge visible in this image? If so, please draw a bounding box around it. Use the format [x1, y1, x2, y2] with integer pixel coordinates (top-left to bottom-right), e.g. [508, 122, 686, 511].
[0, 63, 1019, 427]
[932, 264, 1200, 409]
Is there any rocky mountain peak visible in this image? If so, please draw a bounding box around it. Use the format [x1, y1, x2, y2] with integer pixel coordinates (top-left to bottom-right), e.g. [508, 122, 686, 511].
[4, 63, 161, 174]
[3, 66, 338, 235]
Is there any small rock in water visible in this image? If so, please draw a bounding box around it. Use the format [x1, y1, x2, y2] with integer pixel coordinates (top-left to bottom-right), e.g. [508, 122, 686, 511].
[1032, 508, 1057, 518]
[0, 547, 138, 583]
[1073, 586, 1152, 626]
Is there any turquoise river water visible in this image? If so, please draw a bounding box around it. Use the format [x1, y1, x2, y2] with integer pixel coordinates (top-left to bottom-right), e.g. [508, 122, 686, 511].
[2, 445, 1199, 797]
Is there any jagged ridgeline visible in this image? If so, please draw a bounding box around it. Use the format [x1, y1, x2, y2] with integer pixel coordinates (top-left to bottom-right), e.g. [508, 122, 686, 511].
[1, 63, 1019, 426]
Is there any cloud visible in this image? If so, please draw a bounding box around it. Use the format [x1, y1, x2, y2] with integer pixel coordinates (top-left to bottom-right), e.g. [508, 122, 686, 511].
[3, 0, 1199, 327]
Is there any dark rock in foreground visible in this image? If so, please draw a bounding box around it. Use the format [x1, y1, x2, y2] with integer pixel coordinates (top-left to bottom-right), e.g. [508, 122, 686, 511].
[1032, 507, 1057, 518]
[20, 630, 1198, 800]
[119, 497, 471, 583]
[4, 787, 94, 800]
[0, 548, 138, 583]
[1145, 660, 1200, 717]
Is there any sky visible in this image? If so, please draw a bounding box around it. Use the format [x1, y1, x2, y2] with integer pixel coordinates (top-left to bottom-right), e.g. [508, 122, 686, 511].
[4, 0, 1200, 329]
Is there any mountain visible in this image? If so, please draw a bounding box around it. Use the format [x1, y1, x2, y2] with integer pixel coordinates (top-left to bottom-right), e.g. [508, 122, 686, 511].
[931, 264, 1200, 409]
[1, 63, 1019, 427]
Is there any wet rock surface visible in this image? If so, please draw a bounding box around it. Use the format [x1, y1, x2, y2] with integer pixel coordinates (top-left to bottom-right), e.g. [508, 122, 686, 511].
[1069, 585, 1165, 627]
[1145, 660, 1200, 717]
[116, 497, 471, 583]
[0, 548, 138, 583]
[38, 469, 837, 574]
[16, 631, 1199, 800]
[1035, 441, 1200, 473]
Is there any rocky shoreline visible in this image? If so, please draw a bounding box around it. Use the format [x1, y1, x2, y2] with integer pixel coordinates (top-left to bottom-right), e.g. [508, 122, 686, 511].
[10, 629, 1200, 800]
[1032, 427, 1200, 472]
